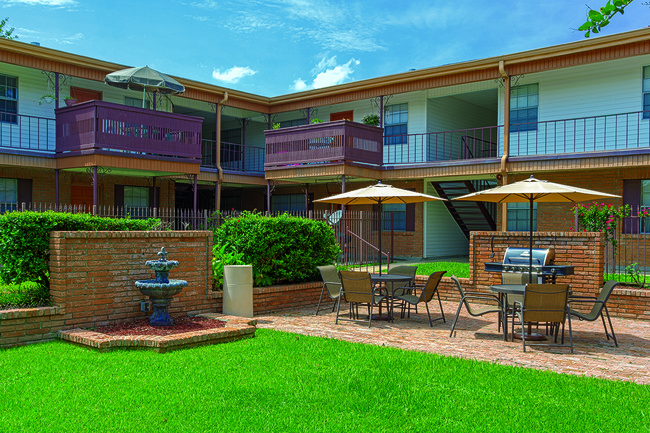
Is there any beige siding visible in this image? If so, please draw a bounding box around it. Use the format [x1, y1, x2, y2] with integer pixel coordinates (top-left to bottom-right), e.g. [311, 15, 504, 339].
[423, 181, 468, 259]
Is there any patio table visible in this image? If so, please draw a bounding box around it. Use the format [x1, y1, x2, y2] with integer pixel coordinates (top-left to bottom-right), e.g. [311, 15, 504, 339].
[491, 284, 556, 342]
[370, 273, 415, 321]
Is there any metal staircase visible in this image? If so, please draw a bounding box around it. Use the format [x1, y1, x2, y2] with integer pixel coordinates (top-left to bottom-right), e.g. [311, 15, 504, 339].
[430, 180, 497, 239]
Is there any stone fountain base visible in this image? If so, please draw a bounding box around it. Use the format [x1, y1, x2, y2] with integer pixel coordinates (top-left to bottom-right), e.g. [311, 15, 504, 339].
[58, 314, 256, 353]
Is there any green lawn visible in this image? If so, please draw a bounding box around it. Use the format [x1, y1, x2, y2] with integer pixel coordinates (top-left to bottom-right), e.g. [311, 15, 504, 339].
[1, 329, 647, 432]
[412, 262, 470, 278]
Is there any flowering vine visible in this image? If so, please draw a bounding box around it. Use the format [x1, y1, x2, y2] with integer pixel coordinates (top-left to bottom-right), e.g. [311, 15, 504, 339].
[572, 202, 630, 255]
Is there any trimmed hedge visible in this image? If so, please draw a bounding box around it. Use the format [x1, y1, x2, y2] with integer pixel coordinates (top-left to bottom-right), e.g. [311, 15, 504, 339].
[213, 212, 340, 288]
[0, 211, 160, 285]
[0, 281, 48, 309]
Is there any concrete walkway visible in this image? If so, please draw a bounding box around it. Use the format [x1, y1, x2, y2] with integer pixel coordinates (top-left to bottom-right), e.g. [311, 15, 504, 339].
[255, 300, 650, 384]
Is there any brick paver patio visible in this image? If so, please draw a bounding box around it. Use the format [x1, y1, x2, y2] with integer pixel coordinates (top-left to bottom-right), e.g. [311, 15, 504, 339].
[255, 300, 650, 384]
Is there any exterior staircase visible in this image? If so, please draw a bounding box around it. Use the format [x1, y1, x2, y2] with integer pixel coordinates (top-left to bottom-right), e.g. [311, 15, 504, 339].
[430, 180, 497, 239]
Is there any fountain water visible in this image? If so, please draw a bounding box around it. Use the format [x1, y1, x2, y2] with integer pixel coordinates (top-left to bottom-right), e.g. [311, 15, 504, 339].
[135, 247, 188, 326]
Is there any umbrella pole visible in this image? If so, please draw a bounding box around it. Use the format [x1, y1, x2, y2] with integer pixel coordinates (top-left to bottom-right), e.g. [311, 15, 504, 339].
[529, 197, 534, 284]
[378, 204, 382, 275]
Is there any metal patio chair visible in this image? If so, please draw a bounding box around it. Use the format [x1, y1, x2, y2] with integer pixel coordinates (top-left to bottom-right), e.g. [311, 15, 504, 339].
[568, 280, 620, 347]
[449, 275, 504, 338]
[393, 271, 446, 327]
[315, 265, 342, 315]
[512, 284, 573, 353]
[336, 270, 386, 328]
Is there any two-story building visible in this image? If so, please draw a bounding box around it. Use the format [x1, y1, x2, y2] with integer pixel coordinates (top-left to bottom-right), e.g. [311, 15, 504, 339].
[2, 28, 650, 261]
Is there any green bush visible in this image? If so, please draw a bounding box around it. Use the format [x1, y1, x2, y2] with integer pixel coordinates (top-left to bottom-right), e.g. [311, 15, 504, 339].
[213, 212, 340, 288]
[0, 281, 49, 308]
[0, 211, 160, 285]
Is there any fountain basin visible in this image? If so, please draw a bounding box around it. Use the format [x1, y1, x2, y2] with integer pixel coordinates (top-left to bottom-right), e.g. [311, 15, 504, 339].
[136, 247, 188, 326]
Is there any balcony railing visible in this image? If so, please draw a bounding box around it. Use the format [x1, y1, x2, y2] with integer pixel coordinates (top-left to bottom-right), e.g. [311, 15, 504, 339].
[509, 110, 650, 156]
[0, 113, 56, 153]
[384, 126, 500, 165]
[55, 100, 203, 162]
[201, 139, 265, 173]
[264, 120, 383, 169]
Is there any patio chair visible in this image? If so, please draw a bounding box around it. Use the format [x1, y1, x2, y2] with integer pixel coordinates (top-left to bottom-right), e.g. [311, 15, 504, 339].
[315, 265, 342, 315]
[449, 275, 504, 338]
[392, 271, 446, 327]
[512, 284, 573, 353]
[386, 265, 418, 314]
[568, 280, 620, 347]
[336, 270, 386, 328]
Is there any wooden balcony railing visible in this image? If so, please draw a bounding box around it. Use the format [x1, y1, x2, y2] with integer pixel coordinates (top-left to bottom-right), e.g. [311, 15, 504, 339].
[264, 120, 383, 169]
[55, 100, 203, 162]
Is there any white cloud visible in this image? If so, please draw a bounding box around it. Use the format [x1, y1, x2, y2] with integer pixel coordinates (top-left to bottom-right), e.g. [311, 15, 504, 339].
[212, 66, 257, 83]
[293, 57, 359, 91]
[292, 78, 307, 91]
[4, 0, 77, 5]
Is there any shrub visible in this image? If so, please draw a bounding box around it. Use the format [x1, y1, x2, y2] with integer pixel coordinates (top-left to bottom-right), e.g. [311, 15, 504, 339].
[0, 211, 160, 285]
[572, 202, 630, 255]
[0, 281, 49, 308]
[213, 212, 340, 288]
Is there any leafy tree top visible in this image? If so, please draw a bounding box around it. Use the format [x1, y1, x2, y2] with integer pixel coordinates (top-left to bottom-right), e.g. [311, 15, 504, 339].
[0, 18, 17, 40]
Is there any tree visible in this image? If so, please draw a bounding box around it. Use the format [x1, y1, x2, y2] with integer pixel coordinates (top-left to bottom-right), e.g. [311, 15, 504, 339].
[579, 0, 634, 37]
[0, 17, 17, 40]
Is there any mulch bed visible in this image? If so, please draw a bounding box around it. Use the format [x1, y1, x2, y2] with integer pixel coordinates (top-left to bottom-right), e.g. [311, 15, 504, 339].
[94, 316, 226, 336]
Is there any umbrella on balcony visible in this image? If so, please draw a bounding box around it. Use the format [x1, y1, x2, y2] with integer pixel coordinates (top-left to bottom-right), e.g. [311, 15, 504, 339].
[105, 66, 185, 109]
[314, 181, 445, 274]
[453, 175, 620, 282]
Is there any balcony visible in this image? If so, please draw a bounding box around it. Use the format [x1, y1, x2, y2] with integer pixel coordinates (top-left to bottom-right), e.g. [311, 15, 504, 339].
[264, 120, 383, 170]
[55, 100, 203, 163]
[201, 140, 265, 174]
[0, 113, 56, 154]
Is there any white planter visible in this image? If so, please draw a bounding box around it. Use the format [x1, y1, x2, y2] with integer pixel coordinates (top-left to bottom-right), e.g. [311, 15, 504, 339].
[223, 265, 253, 318]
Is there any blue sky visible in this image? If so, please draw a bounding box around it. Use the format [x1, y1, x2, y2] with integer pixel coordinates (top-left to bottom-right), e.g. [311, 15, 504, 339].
[2, 0, 649, 97]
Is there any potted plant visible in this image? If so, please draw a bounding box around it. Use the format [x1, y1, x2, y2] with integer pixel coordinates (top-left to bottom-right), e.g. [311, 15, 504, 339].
[64, 95, 77, 106]
[38, 94, 56, 105]
[362, 114, 380, 126]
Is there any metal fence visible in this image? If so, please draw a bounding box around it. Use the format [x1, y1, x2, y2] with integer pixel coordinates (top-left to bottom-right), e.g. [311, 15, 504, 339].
[2, 204, 399, 270]
[602, 207, 650, 286]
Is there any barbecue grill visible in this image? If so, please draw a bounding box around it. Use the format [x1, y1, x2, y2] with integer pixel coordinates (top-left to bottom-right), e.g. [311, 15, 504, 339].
[484, 247, 574, 283]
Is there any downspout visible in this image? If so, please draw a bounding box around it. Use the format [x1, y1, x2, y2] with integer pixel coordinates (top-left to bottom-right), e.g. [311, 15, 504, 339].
[216, 91, 229, 212]
[499, 60, 510, 231]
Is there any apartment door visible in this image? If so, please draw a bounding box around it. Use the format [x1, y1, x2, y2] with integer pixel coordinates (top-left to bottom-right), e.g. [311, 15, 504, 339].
[330, 110, 353, 121]
[70, 185, 95, 207]
[70, 87, 102, 103]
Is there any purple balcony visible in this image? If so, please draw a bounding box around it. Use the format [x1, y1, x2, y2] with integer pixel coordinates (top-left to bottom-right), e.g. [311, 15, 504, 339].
[264, 120, 383, 169]
[55, 100, 202, 162]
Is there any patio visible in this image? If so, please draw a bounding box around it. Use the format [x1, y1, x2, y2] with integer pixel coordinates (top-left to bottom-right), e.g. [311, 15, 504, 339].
[255, 299, 650, 384]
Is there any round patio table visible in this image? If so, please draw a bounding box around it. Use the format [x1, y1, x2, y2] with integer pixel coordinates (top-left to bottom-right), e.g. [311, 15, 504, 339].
[370, 273, 415, 321]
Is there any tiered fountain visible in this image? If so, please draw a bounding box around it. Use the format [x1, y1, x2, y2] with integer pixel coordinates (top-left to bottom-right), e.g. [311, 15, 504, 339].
[135, 247, 188, 326]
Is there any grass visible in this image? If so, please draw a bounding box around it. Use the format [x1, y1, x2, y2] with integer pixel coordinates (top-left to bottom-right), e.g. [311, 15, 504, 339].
[412, 261, 470, 278]
[0, 281, 49, 309]
[1, 329, 648, 432]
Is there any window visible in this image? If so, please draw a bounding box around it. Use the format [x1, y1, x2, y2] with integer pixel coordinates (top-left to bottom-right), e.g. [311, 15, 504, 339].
[124, 186, 149, 209]
[271, 194, 306, 212]
[279, 118, 307, 128]
[643, 66, 650, 118]
[382, 203, 406, 230]
[125, 96, 150, 109]
[0, 74, 17, 124]
[510, 84, 538, 132]
[507, 203, 537, 231]
[0, 178, 17, 213]
[384, 103, 408, 145]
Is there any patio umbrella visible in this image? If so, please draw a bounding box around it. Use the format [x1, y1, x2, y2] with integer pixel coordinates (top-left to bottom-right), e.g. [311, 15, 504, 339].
[453, 175, 620, 282]
[314, 181, 445, 274]
[105, 66, 185, 109]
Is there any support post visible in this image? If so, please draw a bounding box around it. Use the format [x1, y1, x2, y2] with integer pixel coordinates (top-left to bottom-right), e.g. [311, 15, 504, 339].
[267, 180, 271, 215]
[55, 169, 60, 208]
[153, 176, 157, 209]
[193, 174, 198, 215]
[55, 73, 60, 109]
[93, 166, 98, 210]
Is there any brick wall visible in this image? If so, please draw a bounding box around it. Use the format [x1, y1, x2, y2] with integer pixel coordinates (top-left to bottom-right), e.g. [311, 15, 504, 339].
[468, 231, 605, 297]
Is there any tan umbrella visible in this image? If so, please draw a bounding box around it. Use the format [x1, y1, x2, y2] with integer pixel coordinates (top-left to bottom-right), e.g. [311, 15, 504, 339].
[454, 175, 620, 281]
[314, 181, 446, 274]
